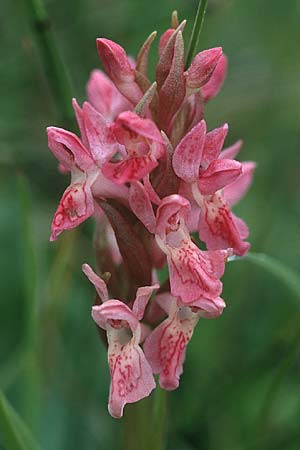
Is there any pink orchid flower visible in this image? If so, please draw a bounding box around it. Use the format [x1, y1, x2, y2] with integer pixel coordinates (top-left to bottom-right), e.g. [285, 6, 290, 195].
[173, 120, 255, 256]
[102, 111, 166, 184]
[155, 194, 229, 304]
[144, 292, 225, 390]
[82, 263, 158, 418]
[47, 101, 128, 240]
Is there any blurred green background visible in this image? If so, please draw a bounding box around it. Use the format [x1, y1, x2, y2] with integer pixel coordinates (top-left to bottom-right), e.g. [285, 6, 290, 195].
[1, 0, 300, 449]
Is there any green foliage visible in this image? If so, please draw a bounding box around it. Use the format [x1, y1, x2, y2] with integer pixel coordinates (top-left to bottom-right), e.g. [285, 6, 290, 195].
[0, 0, 300, 449]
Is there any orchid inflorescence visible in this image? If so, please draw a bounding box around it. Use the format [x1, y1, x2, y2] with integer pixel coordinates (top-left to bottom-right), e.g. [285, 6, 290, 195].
[46, 12, 255, 418]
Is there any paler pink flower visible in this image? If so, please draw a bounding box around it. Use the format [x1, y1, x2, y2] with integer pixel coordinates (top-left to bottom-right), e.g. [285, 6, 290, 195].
[173, 120, 255, 255]
[83, 263, 158, 418]
[47, 101, 128, 240]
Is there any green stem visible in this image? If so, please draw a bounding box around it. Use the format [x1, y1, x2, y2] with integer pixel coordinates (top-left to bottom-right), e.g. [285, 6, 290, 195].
[185, 0, 209, 69]
[23, 0, 74, 127]
[122, 388, 167, 450]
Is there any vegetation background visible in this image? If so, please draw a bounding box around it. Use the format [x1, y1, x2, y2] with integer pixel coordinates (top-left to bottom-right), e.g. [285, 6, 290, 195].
[1, 0, 300, 449]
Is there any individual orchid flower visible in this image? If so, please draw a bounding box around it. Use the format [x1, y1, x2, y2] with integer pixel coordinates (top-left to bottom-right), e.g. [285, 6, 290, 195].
[82, 263, 158, 418]
[144, 292, 225, 390]
[173, 120, 255, 256]
[86, 69, 132, 122]
[102, 111, 166, 184]
[155, 194, 229, 304]
[47, 101, 128, 240]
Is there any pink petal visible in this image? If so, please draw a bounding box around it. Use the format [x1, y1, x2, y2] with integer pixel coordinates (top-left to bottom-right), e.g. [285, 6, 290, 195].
[219, 139, 243, 160]
[129, 182, 156, 233]
[172, 119, 206, 182]
[82, 263, 109, 302]
[92, 300, 139, 332]
[114, 111, 165, 146]
[82, 102, 118, 164]
[188, 296, 226, 318]
[108, 341, 155, 418]
[167, 242, 225, 302]
[72, 98, 89, 148]
[50, 181, 94, 240]
[201, 54, 228, 102]
[198, 159, 242, 195]
[185, 47, 222, 92]
[232, 214, 249, 240]
[47, 127, 93, 171]
[132, 284, 159, 320]
[102, 156, 158, 184]
[144, 303, 199, 390]
[223, 161, 256, 206]
[86, 69, 132, 121]
[96, 38, 143, 105]
[198, 192, 250, 256]
[202, 123, 229, 168]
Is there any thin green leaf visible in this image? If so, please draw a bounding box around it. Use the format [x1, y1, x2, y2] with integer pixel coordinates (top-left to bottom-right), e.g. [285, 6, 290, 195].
[0, 390, 41, 450]
[185, 0, 208, 70]
[17, 173, 40, 429]
[235, 252, 300, 301]
[231, 252, 300, 436]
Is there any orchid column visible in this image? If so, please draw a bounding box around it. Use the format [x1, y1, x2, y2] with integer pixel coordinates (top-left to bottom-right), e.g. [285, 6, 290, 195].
[46, 5, 255, 448]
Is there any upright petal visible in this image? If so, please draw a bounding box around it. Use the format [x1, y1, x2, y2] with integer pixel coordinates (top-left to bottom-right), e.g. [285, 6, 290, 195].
[132, 284, 159, 320]
[82, 263, 109, 302]
[173, 120, 206, 182]
[201, 123, 229, 168]
[86, 69, 132, 121]
[219, 140, 243, 160]
[82, 102, 119, 164]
